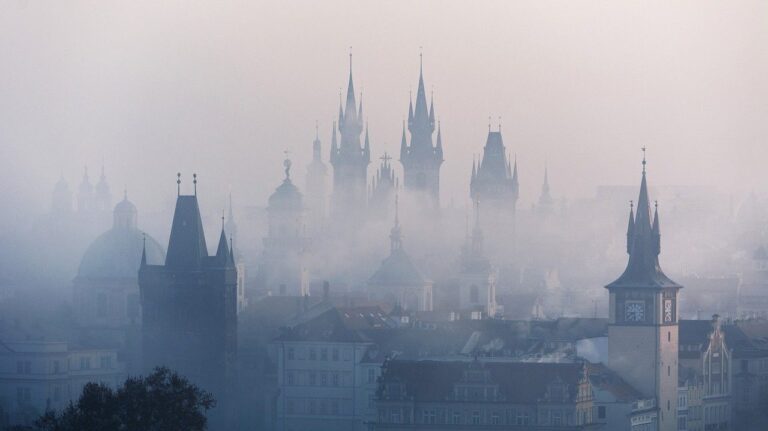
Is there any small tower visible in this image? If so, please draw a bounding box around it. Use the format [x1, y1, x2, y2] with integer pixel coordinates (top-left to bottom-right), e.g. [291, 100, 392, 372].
[400, 56, 443, 210]
[51, 175, 73, 215]
[77, 166, 94, 214]
[305, 124, 328, 235]
[537, 165, 554, 217]
[330, 53, 370, 224]
[368, 195, 433, 311]
[606, 151, 681, 431]
[457, 200, 498, 317]
[369, 152, 398, 219]
[256, 158, 310, 297]
[94, 165, 112, 212]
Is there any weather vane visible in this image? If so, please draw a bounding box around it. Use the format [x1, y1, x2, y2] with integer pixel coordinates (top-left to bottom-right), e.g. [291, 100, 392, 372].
[283, 150, 292, 179]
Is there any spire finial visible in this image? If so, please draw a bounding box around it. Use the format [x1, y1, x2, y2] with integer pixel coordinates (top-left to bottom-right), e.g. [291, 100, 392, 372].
[221, 210, 225, 230]
[349, 46, 352, 73]
[655, 200, 658, 210]
[123, 186, 127, 201]
[283, 150, 292, 180]
[193, 173, 197, 195]
[488, 116, 491, 132]
[641, 146, 647, 173]
[177, 173, 181, 196]
[498, 116, 502, 132]
[315, 120, 319, 139]
[419, 46, 423, 74]
[630, 200, 634, 210]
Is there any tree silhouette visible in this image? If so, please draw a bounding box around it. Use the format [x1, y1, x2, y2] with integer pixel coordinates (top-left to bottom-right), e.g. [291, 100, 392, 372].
[14, 367, 215, 431]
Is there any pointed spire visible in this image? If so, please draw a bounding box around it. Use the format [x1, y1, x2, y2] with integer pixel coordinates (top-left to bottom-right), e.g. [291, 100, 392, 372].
[358, 91, 363, 120]
[216, 224, 229, 261]
[400, 121, 408, 160]
[408, 93, 414, 126]
[363, 124, 371, 163]
[193, 173, 197, 196]
[176, 172, 181, 196]
[229, 235, 236, 265]
[429, 92, 435, 127]
[471, 157, 477, 183]
[652, 201, 661, 255]
[330, 121, 338, 162]
[344, 50, 357, 120]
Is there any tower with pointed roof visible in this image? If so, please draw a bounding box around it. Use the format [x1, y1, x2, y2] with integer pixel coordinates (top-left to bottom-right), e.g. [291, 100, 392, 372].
[606, 153, 681, 431]
[470, 127, 519, 214]
[368, 196, 433, 311]
[77, 166, 95, 214]
[399, 57, 443, 209]
[139, 174, 237, 403]
[256, 159, 310, 297]
[94, 165, 112, 212]
[369, 152, 398, 219]
[306, 125, 328, 235]
[458, 201, 498, 317]
[330, 54, 370, 223]
[537, 166, 555, 217]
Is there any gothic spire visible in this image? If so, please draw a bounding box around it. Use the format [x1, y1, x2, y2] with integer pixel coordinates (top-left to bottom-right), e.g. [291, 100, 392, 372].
[363, 124, 371, 163]
[626, 201, 635, 254]
[399, 121, 408, 160]
[389, 194, 402, 252]
[607, 150, 680, 289]
[435, 121, 443, 159]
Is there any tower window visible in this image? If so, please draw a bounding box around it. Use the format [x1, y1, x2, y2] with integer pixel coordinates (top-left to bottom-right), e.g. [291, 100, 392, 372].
[668, 331, 671, 342]
[668, 365, 670, 376]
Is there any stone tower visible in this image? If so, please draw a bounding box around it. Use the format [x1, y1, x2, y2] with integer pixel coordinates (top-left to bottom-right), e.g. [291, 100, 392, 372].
[256, 159, 309, 297]
[606, 154, 681, 431]
[470, 128, 518, 214]
[400, 58, 443, 209]
[305, 125, 328, 235]
[369, 152, 397, 220]
[330, 55, 370, 223]
[139, 174, 237, 402]
[458, 201, 497, 317]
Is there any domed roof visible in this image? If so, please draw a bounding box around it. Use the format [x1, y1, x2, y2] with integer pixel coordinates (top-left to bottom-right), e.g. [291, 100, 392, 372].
[369, 248, 427, 286]
[268, 178, 303, 210]
[78, 228, 164, 279]
[114, 197, 137, 214]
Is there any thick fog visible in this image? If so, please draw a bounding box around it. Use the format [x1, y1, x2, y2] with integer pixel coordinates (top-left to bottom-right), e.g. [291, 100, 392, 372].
[2, 0, 768, 225]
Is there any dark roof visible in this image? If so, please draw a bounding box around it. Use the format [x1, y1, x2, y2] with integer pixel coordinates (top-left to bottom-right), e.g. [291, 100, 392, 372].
[165, 195, 208, 268]
[607, 169, 681, 290]
[369, 248, 427, 286]
[77, 227, 164, 279]
[275, 306, 392, 343]
[586, 363, 645, 401]
[679, 320, 715, 346]
[379, 360, 584, 404]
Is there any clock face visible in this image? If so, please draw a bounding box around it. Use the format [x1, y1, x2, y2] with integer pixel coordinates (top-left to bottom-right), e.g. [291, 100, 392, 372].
[625, 301, 645, 322]
[664, 299, 673, 323]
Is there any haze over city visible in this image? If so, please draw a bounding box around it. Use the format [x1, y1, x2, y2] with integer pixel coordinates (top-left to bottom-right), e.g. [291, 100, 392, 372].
[1, 1, 768, 431]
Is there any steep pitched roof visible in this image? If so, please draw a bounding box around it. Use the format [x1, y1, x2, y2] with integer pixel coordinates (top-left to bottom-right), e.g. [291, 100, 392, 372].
[369, 248, 427, 286]
[164, 195, 208, 269]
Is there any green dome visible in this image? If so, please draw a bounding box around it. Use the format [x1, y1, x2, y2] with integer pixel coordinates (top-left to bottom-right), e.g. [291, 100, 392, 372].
[268, 178, 303, 210]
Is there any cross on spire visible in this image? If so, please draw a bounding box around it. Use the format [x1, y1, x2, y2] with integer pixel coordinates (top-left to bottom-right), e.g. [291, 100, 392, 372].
[193, 173, 197, 195]
[177, 173, 181, 196]
[641, 146, 647, 173]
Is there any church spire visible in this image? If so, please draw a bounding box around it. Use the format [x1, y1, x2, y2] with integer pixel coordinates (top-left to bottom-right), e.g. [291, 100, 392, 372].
[399, 121, 408, 160]
[607, 150, 679, 288]
[435, 121, 443, 160]
[626, 200, 635, 254]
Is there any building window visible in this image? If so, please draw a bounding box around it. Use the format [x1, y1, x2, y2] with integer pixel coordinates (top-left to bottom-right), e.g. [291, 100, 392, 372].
[332, 373, 339, 387]
[491, 412, 500, 425]
[472, 410, 481, 425]
[321, 373, 327, 386]
[287, 371, 295, 385]
[453, 411, 461, 424]
[332, 400, 340, 415]
[332, 348, 339, 361]
[16, 387, 31, 404]
[552, 410, 562, 425]
[598, 406, 606, 419]
[320, 348, 328, 361]
[368, 368, 376, 384]
[309, 372, 316, 385]
[309, 348, 316, 360]
[53, 360, 60, 374]
[17, 361, 31, 374]
[368, 394, 375, 409]
[668, 365, 670, 376]
[667, 400, 670, 411]
[308, 400, 316, 415]
[80, 357, 91, 370]
[287, 347, 294, 360]
[100, 356, 112, 369]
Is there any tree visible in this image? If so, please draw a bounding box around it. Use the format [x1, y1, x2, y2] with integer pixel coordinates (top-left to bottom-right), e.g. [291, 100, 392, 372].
[28, 367, 215, 431]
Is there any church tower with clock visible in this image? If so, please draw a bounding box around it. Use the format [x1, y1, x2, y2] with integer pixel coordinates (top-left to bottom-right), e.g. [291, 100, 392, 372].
[606, 153, 681, 431]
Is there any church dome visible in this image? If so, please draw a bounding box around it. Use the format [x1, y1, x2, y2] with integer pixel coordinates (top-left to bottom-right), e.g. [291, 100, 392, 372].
[77, 229, 164, 279]
[268, 178, 303, 210]
[369, 248, 427, 286]
[77, 198, 164, 279]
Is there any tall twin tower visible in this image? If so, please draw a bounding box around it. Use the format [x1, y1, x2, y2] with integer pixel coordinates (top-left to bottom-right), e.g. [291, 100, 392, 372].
[328, 55, 443, 222]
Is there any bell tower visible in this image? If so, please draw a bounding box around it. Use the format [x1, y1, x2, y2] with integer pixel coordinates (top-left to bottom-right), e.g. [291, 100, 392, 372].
[606, 151, 681, 431]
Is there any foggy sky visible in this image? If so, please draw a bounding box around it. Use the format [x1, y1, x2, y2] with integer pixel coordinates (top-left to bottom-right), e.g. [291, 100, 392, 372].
[1, 0, 767, 230]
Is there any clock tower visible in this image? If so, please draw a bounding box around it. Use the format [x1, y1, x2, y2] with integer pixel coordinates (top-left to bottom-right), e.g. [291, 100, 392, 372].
[606, 153, 681, 431]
